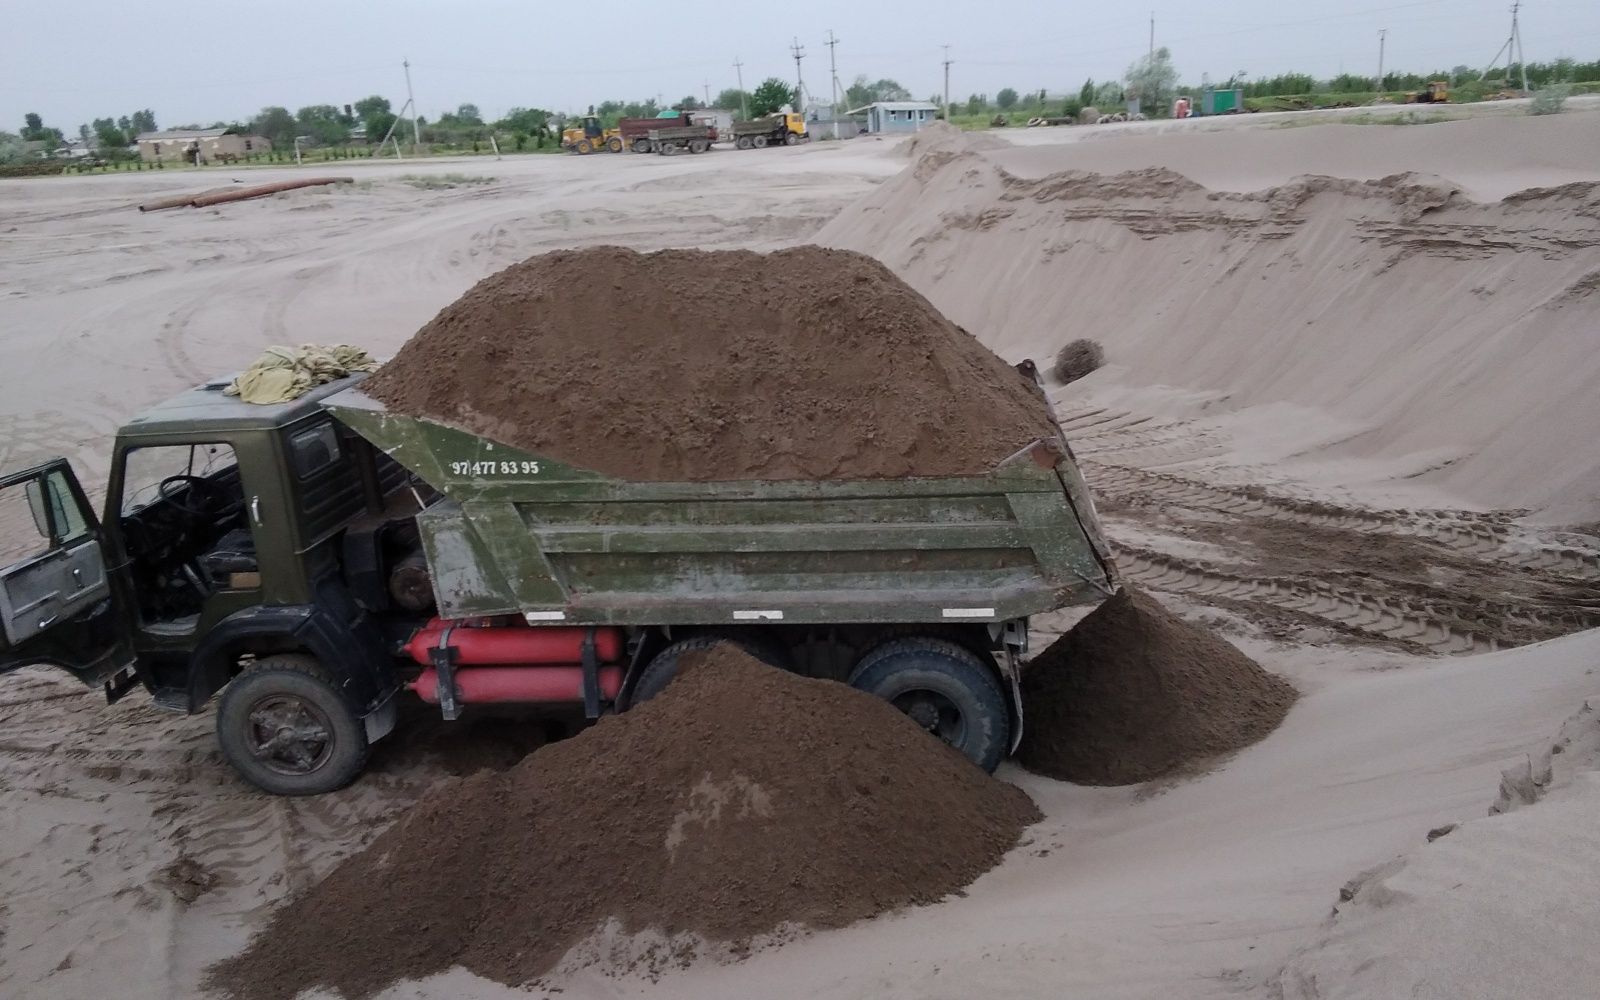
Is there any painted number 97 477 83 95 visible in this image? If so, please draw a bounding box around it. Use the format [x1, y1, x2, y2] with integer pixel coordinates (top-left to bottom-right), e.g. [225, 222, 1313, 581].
[449, 460, 541, 476]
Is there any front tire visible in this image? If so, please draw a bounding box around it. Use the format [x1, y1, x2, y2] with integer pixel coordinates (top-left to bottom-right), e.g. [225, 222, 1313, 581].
[216, 654, 369, 796]
[576, 139, 593, 154]
[606, 137, 623, 153]
[849, 637, 1009, 773]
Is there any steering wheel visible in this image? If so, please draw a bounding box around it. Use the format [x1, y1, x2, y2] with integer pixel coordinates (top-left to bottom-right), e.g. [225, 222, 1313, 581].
[157, 474, 240, 518]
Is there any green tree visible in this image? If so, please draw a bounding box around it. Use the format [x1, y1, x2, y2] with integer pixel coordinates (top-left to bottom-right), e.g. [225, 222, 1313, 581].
[677, 95, 701, 110]
[714, 88, 749, 113]
[844, 76, 912, 108]
[455, 103, 483, 124]
[1124, 46, 1178, 114]
[1079, 78, 1095, 106]
[129, 109, 157, 134]
[496, 107, 550, 134]
[965, 93, 985, 115]
[251, 106, 297, 146]
[295, 105, 349, 145]
[23, 113, 42, 136]
[1093, 80, 1125, 108]
[0, 130, 25, 163]
[996, 88, 1018, 109]
[750, 78, 798, 117]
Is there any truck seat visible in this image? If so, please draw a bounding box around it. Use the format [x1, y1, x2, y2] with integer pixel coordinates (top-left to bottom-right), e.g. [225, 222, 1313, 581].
[198, 528, 258, 582]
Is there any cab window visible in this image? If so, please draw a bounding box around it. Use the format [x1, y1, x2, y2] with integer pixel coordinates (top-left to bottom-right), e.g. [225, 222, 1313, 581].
[122, 444, 239, 514]
[42, 470, 90, 544]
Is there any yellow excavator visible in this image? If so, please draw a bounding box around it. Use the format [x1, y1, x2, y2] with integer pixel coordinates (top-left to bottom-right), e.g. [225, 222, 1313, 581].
[561, 115, 623, 154]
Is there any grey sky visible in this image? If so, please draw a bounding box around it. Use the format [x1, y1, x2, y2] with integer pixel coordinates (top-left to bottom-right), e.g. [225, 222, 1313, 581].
[7, 0, 1600, 130]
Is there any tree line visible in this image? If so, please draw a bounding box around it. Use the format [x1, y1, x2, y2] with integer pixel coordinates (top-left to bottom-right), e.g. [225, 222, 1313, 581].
[7, 51, 1597, 166]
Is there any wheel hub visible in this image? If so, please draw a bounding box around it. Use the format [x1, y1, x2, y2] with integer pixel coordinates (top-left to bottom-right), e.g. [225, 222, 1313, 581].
[247, 695, 334, 776]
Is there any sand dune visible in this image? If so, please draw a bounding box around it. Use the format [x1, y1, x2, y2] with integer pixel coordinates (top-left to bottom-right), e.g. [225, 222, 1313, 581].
[818, 119, 1600, 524]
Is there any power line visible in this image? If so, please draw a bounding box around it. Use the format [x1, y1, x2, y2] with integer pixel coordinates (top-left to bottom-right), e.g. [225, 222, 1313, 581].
[1484, 1, 1532, 92]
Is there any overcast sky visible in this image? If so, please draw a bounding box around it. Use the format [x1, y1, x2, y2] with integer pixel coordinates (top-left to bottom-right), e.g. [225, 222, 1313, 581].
[7, 0, 1600, 130]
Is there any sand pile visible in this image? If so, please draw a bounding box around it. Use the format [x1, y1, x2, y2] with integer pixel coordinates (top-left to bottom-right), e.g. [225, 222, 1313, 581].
[898, 120, 1007, 159]
[816, 138, 1600, 521]
[1018, 589, 1296, 784]
[363, 245, 1057, 482]
[209, 645, 1039, 1000]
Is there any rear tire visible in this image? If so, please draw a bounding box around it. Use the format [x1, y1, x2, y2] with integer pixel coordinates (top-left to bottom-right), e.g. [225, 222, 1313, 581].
[216, 655, 370, 796]
[752, 135, 768, 149]
[849, 637, 1009, 773]
[632, 138, 652, 154]
[736, 136, 752, 150]
[630, 633, 789, 705]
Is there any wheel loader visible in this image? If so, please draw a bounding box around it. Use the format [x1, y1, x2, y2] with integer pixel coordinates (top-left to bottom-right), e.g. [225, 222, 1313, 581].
[560, 116, 623, 154]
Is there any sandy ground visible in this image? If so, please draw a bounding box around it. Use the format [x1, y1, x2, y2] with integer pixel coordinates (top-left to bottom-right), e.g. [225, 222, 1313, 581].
[2, 106, 1599, 1000]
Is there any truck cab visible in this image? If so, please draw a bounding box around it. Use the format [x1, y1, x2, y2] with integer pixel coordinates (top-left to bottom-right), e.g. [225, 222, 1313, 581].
[0, 376, 414, 794]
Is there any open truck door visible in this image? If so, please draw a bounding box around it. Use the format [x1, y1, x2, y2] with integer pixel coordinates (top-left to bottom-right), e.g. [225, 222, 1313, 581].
[0, 459, 131, 690]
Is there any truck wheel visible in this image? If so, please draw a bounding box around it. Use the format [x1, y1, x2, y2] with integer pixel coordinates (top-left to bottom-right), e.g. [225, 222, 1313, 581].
[736, 136, 752, 150]
[606, 137, 623, 153]
[576, 139, 593, 154]
[630, 633, 789, 705]
[690, 139, 710, 154]
[752, 135, 768, 149]
[216, 654, 369, 796]
[849, 638, 1009, 773]
[632, 138, 652, 153]
[785, 132, 800, 146]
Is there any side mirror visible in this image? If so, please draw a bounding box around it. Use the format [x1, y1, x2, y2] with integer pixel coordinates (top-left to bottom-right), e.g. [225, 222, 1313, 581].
[23, 478, 51, 539]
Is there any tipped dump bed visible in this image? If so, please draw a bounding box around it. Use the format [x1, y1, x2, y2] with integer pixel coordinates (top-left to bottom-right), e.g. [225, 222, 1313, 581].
[325, 388, 1116, 625]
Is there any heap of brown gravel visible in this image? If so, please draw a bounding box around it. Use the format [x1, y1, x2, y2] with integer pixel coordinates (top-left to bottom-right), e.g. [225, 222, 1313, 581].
[361, 245, 1058, 482]
[1017, 589, 1297, 785]
[208, 645, 1040, 1000]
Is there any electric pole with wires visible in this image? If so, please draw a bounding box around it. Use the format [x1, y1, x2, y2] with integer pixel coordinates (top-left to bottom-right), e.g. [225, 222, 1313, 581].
[790, 37, 807, 109]
[1483, 1, 1531, 94]
[734, 57, 749, 118]
[942, 45, 952, 121]
[826, 30, 843, 112]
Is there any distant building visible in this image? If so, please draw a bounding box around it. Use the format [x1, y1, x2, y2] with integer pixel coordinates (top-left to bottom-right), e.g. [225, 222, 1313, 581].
[845, 101, 938, 135]
[136, 128, 272, 164]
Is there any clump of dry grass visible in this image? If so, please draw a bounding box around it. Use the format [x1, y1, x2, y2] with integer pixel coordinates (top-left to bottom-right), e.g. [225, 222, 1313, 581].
[1052, 338, 1105, 384]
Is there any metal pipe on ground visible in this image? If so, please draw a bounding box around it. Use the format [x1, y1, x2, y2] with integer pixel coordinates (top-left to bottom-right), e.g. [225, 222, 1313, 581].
[138, 177, 353, 212]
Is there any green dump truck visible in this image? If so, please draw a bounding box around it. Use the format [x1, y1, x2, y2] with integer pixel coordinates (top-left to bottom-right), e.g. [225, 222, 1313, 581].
[0, 370, 1115, 794]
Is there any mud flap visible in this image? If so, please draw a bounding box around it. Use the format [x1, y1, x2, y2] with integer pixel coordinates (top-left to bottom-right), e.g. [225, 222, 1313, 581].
[363, 689, 399, 743]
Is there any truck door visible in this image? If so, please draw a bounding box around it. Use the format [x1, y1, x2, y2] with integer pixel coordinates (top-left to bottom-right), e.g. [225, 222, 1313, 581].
[0, 460, 131, 685]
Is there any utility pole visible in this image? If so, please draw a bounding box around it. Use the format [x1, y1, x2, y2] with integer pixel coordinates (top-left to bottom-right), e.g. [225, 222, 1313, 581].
[403, 58, 420, 150]
[703, 81, 711, 106]
[1149, 12, 1155, 59]
[1484, 1, 1531, 93]
[791, 37, 807, 109]
[942, 45, 953, 121]
[826, 30, 843, 111]
[1376, 29, 1387, 93]
[733, 57, 749, 118]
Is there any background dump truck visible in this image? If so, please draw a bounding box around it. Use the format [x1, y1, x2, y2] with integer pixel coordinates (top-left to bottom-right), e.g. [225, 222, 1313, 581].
[0, 371, 1116, 795]
[647, 124, 716, 155]
[732, 112, 809, 149]
[618, 112, 698, 153]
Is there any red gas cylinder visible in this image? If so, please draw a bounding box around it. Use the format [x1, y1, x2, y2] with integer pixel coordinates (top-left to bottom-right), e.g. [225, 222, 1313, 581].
[409, 665, 625, 704]
[403, 621, 624, 666]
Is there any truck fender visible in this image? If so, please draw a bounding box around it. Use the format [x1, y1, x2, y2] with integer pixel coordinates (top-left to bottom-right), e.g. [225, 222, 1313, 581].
[185, 604, 398, 718]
